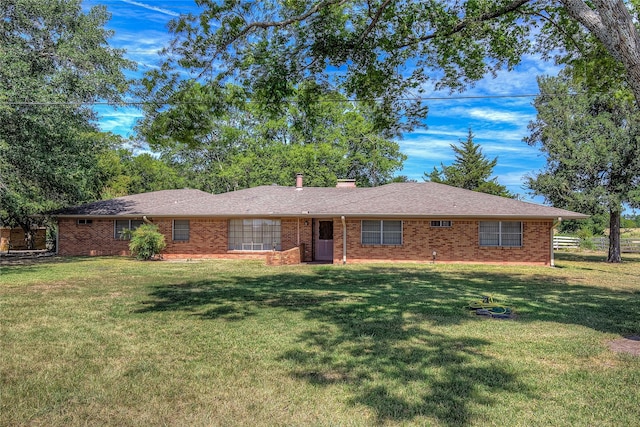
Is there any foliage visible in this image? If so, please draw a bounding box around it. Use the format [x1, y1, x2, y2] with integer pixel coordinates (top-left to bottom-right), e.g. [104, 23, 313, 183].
[558, 215, 607, 236]
[140, 0, 640, 135]
[526, 74, 640, 262]
[575, 227, 596, 250]
[127, 224, 166, 260]
[0, 0, 134, 246]
[2, 256, 639, 425]
[137, 83, 406, 192]
[424, 129, 513, 197]
[98, 147, 186, 199]
[143, 0, 539, 133]
[622, 214, 640, 228]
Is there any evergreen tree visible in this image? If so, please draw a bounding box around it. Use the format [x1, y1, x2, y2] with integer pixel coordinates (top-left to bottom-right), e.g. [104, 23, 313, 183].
[526, 76, 640, 263]
[424, 129, 513, 198]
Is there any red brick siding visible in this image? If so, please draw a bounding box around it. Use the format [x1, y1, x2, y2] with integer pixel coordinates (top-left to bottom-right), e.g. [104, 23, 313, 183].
[266, 245, 304, 266]
[58, 219, 129, 256]
[58, 217, 552, 265]
[58, 217, 313, 260]
[334, 218, 552, 266]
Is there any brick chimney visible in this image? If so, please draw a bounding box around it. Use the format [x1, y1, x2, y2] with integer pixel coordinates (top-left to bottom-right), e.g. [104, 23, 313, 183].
[336, 179, 356, 188]
[295, 173, 303, 189]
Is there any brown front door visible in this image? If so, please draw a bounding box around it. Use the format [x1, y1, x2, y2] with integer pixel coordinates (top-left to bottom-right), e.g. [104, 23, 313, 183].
[315, 220, 334, 261]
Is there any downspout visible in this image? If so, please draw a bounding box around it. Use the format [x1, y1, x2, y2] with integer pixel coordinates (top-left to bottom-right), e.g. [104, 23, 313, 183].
[341, 216, 346, 264]
[551, 217, 562, 267]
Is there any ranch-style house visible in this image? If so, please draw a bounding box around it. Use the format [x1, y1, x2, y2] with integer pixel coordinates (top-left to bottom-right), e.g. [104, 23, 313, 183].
[53, 175, 588, 266]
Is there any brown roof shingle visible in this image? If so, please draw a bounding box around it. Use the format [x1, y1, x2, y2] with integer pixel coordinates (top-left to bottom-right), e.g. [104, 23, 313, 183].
[53, 182, 588, 220]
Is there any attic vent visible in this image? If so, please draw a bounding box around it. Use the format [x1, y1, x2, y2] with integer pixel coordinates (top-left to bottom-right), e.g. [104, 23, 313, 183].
[336, 179, 356, 188]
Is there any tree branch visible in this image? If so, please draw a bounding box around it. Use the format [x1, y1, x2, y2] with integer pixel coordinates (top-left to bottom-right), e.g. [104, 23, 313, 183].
[357, 0, 393, 45]
[232, 0, 349, 42]
[396, 0, 532, 49]
[530, 10, 585, 56]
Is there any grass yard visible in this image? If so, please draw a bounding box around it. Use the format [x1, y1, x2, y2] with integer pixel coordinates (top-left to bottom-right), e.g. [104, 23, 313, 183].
[1, 253, 639, 426]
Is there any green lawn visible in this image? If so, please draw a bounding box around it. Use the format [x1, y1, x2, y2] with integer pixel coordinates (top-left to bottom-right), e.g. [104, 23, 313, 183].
[1, 253, 639, 426]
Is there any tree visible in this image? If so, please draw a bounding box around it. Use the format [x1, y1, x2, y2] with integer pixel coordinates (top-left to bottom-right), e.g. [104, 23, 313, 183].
[98, 149, 186, 199]
[143, 0, 640, 132]
[425, 129, 513, 197]
[0, 0, 133, 247]
[525, 76, 640, 262]
[137, 83, 406, 192]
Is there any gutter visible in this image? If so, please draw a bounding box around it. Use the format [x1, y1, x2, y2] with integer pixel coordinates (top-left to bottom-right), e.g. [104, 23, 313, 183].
[551, 217, 562, 267]
[341, 215, 346, 264]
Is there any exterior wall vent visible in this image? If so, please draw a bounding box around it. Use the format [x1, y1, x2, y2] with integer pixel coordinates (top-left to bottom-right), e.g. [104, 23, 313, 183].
[336, 179, 356, 188]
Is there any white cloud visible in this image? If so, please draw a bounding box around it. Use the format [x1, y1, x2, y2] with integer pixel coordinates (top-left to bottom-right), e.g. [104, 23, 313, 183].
[121, 0, 180, 17]
[95, 107, 144, 137]
[399, 137, 453, 162]
[466, 107, 531, 124]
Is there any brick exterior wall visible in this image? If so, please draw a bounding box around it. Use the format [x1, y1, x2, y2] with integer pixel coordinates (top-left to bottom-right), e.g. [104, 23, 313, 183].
[266, 245, 304, 266]
[57, 217, 314, 261]
[57, 217, 552, 265]
[333, 218, 553, 266]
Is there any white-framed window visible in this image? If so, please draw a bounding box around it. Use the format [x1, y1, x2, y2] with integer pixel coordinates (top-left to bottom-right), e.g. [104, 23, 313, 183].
[479, 221, 522, 247]
[228, 219, 281, 251]
[430, 220, 452, 227]
[114, 219, 143, 239]
[77, 219, 93, 225]
[173, 220, 190, 241]
[361, 220, 403, 245]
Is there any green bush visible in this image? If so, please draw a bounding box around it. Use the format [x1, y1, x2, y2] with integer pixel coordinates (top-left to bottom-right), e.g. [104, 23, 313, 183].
[128, 224, 166, 260]
[576, 227, 596, 250]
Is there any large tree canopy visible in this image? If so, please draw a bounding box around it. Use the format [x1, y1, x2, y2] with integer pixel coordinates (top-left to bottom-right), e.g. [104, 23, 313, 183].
[526, 75, 640, 262]
[0, 0, 134, 247]
[141, 0, 640, 131]
[137, 82, 406, 192]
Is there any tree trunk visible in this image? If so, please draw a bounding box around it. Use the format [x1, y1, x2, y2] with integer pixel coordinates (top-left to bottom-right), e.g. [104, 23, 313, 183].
[607, 207, 622, 263]
[22, 226, 35, 250]
[561, 0, 640, 107]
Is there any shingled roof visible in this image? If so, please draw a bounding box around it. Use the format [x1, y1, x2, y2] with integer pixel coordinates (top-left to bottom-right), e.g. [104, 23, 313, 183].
[53, 182, 588, 220]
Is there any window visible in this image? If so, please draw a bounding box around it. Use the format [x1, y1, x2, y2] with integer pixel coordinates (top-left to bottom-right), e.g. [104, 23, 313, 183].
[173, 220, 190, 241]
[361, 220, 402, 245]
[77, 219, 93, 225]
[430, 220, 452, 227]
[479, 221, 522, 247]
[114, 219, 143, 239]
[228, 219, 281, 251]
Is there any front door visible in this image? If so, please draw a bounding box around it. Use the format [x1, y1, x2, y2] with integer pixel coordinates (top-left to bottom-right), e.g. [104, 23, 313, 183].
[315, 220, 334, 261]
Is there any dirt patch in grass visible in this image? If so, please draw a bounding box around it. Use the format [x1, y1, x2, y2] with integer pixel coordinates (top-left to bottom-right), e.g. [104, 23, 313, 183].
[0, 252, 57, 265]
[609, 336, 640, 356]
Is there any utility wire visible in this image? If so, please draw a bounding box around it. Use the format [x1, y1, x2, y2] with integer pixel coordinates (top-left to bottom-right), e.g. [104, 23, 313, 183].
[0, 93, 540, 106]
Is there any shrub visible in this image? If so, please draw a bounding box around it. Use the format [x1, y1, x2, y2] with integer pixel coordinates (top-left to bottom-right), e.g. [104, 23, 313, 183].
[576, 227, 596, 250]
[128, 224, 166, 260]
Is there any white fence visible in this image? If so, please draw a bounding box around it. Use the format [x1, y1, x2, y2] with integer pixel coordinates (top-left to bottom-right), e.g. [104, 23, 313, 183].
[589, 237, 640, 253]
[553, 236, 580, 250]
[553, 236, 640, 253]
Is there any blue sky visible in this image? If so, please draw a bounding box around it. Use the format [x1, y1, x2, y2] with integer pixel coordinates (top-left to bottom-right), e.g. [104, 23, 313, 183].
[85, 0, 563, 201]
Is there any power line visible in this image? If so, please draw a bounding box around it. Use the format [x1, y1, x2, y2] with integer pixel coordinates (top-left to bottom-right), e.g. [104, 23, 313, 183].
[0, 93, 540, 106]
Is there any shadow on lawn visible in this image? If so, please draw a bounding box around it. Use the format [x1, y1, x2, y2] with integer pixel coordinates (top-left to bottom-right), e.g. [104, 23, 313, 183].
[136, 263, 639, 425]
